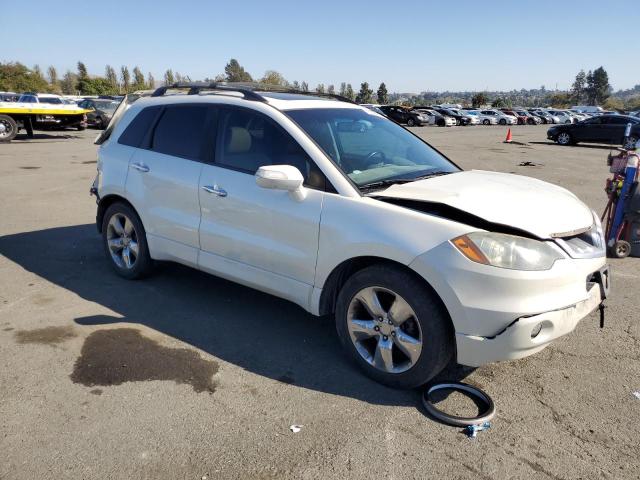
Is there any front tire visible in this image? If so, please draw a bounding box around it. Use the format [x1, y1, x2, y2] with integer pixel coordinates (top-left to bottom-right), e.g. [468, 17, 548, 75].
[407, 118, 415, 127]
[556, 132, 573, 146]
[102, 203, 153, 279]
[483, 119, 490, 125]
[499, 118, 506, 125]
[335, 265, 454, 389]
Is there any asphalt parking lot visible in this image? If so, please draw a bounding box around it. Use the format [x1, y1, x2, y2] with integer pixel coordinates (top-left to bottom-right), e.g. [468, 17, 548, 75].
[1, 126, 639, 480]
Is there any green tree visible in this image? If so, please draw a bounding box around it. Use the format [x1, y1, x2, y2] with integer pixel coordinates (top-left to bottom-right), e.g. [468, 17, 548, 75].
[603, 97, 624, 111]
[77, 62, 88, 80]
[491, 97, 506, 108]
[291, 80, 300, 90]
[355, 82, 373, 103]
[224, 59, 252, 82]
[300, 81, 309, 92]
[316, 83, 325, 94]
[327, 84, 335, 94]
[471, 92, 488, 108]
[376, 82, 388, 104]
[339, 82, 347, 97]
[76, 61, 92, 94]
[164, 69, 175, 85]
[147, 72, 155, 89]
[344, 83, 355, 101]
[60, 70, 77, 94]
[548, 92, 572, 108]
[260, 70, 288, 86]
[120, 66, 131, 93]
[132, 66, 145, 90]
[586, 66, 611, 105]
[105, 65, 118, 91]
[571, 70, 586, 103]
[0, 62, 49, 92]
[80, 77, 115, 95]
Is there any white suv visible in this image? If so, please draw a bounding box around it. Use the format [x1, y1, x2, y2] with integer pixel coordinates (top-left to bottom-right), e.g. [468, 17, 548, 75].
[92, 84, 609, 388]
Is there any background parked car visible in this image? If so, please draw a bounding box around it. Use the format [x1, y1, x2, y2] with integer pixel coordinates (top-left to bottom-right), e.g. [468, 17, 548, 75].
[463, 109, 498, 125]
[18, 93, 66, 104]
[0, 91, 19, 102]
[479, 109, 517, 125]
[501, 109, 527, 125]
[546, 110, 574, 124]
[379, 105, 428, 126]
[431, 107, 471, 126]
[77, 98, 120, 129]
[529, 110, 552, 124]
[547, 114, 640, 148]
[515, 109, 542, 125]
[412, 108, 456, 126]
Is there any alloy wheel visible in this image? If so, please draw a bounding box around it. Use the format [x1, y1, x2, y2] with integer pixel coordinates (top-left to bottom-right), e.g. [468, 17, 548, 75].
[557, 132, 571, 145]
[346, 286, 423, 374]
[0, 118, 14, 139]
[623, 136, 638, 150]
[106, 213, 139, 269]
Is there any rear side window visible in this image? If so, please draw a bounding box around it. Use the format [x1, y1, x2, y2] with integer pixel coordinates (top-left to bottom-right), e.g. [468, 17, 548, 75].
[118, 106, 161, 148]
[151, 105, 209, 160]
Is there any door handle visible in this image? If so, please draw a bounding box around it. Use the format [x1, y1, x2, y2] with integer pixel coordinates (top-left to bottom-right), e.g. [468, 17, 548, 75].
[130, 163, 150, 173]
[202, 185, 227, 197]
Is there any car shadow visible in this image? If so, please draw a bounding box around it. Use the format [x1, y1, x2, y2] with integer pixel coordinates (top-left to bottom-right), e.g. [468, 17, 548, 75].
[14, 132, 85, 142]
[529, 141, 620, 150]
[0, 224, 474, 407]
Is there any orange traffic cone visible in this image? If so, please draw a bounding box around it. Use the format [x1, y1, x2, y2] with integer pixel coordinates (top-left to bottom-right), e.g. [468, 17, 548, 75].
[504, 129, 512, 143]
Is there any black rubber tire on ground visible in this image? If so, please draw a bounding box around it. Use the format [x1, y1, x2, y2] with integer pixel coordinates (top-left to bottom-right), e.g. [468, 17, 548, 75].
[556, 132, 573, 146]
[527, 118, 536, 125]
[407, 118, 415, 127]
[0, 114, 18, 142]
[101, 202, 153, 280]
[610, 240, 631, 258]
[77, 124, 86, 131]
[483, 119, 490, 125]
[623, 136, 638, 150]
[95, 117, 104, 129]
[437, 119, 445, 127]
[499, 118, 506, 125]
[335, 264, 454, 389]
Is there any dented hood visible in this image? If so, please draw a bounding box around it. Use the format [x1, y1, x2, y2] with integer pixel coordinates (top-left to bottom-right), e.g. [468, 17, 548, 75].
[372, 170, 594, 239]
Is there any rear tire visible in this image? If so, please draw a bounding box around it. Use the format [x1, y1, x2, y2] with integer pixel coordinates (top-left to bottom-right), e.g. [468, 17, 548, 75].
[102, 202, 153, 279]
[0, 114, 18, 142]
[499, 118, 506, 125]
[335, 264, 454, 389]
[623, 136, 638, 150]
[407, 118, 415, 127]
[483, 119, 490, 125]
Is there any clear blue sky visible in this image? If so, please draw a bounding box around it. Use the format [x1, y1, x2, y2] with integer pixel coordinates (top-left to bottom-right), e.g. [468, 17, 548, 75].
[2, 0, 638, 93]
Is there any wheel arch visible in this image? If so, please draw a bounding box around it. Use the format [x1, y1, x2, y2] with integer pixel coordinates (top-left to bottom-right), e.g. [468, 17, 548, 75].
[317, 256, 449, 319]
[96, 194, 141, 233]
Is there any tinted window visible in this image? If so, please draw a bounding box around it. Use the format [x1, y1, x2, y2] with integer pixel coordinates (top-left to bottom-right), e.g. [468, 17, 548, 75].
[217, 108, 326, 189]
[118, 106, 161, 148]
[151, 105, 208, 160]
[609, 116, 635, 125]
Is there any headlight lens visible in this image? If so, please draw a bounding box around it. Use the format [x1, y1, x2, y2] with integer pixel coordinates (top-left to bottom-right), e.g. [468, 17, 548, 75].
[452, 232, 564, 271]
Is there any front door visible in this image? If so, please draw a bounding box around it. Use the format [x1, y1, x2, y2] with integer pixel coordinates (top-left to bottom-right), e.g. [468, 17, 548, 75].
[197, 106, 325, 307]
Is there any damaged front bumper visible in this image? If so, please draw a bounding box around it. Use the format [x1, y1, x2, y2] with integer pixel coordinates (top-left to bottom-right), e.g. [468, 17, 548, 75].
[455, 282, 603, 366]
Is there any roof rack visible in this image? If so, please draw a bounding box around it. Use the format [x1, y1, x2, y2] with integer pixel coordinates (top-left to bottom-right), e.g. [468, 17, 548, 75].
[150, 82, 355, 104]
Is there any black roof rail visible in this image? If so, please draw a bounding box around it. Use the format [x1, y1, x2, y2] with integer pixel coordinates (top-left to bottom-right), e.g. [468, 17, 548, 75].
[151, 82, 266, 102]
[150, 82, 356, 105]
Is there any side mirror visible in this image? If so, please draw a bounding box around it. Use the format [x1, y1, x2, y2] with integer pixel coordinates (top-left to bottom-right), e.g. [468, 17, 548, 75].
[255, 165, 306, 201]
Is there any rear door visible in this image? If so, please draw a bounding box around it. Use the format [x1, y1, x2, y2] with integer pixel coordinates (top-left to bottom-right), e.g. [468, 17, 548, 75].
[124, 104, 212, 266]
[605, 116, 635, 144]
[197, 106, 325, 306]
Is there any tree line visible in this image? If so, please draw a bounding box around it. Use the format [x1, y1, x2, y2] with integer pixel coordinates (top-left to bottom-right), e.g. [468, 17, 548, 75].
[0, 59, 637, 110]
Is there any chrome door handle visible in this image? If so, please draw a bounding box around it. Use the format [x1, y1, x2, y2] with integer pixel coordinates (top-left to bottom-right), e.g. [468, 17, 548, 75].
[202, 185, 227, 197]
[130, 163, 149, 172]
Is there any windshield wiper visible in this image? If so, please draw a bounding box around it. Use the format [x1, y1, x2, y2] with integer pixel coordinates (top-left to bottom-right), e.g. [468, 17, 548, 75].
[359, 171, 454, 192]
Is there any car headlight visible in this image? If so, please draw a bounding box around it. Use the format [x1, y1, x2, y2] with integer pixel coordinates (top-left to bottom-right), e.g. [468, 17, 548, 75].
[451, 232, 564, 271]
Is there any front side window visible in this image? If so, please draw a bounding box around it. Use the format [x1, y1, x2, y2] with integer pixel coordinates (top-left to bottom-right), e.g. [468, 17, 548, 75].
[216, 107, 326, 189]
[151, 105, 209, 160]
[286, 108, 458, 188]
